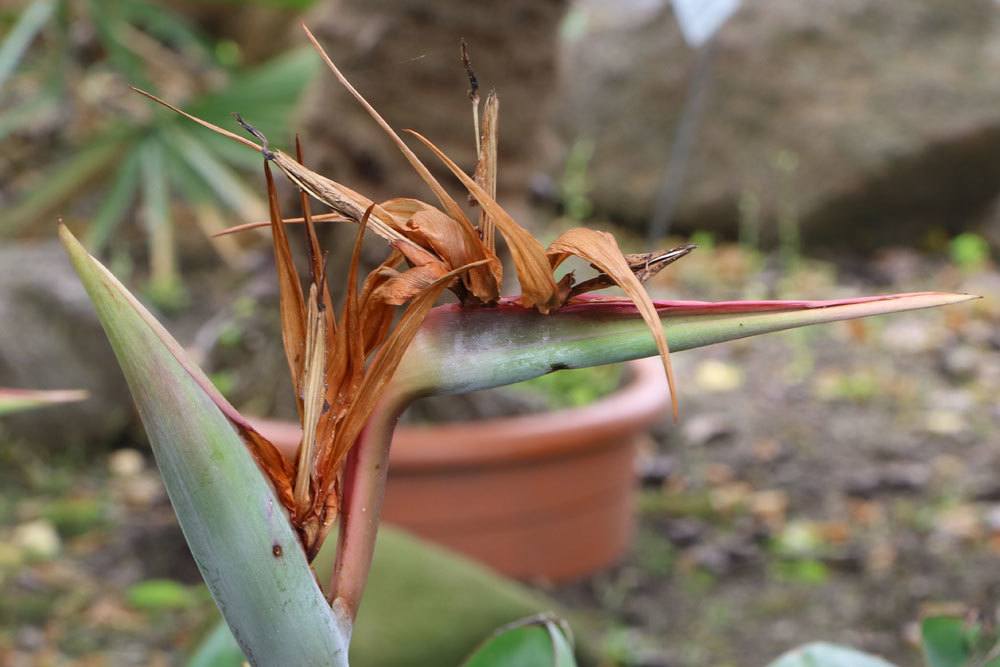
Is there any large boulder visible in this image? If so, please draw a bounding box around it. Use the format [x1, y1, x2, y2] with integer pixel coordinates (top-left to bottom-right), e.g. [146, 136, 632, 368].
[558, 0, 1000, 249]
[299, 0, 568, 205]
[0, 241, 133, 448]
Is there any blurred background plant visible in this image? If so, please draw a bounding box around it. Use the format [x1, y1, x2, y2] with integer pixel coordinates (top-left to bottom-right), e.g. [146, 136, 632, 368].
[0, 0, 318, 308]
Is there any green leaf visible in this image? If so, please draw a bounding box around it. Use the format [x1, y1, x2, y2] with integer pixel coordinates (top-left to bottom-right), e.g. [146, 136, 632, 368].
[165, 126, 264, 219]
[0, 0, 55, 91]
[126, 579, 200, 612]
[921, 616, 968, 667]
[767, 642, 897, 667]
[190, 525, 570, 667]
[59, 226, 349, 666]
[2, 134, 123, 235]
[462, 615, 576, 667]
[0, 388, 87, 415]
[918, 616, 1000, 667]
[85, 148, 141, 253]
[394, 293, 978, 396]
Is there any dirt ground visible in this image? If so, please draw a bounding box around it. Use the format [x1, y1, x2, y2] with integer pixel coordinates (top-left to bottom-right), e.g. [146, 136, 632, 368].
[548, 244, 1000, 666]
[0, 238, 996, 666]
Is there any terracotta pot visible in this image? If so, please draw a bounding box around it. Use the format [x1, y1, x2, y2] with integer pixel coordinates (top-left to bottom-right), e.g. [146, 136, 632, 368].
[254, 357, 668, 583]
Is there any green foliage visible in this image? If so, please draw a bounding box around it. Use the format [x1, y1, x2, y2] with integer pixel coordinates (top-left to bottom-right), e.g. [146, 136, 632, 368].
[61, 227, 349, 665]
[769, 617, 1000, 667]
[0, 389, 87, 415]
[561, 139, 595, 222]
[189, 526, 569, 667]
[462, 615, 576, 667]
[509, 363, 623, 409]
[41, 498, 106, 537]
[949, 233, 991, 271]
[921, 616, 1000, 667]
[2, 0, 317, 304]
[126, 579, 202, 612]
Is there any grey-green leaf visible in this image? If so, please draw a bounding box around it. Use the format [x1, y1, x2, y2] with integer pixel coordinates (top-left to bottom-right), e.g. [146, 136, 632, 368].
[767, 642, 898, 667]
[60, 226, 348, 666]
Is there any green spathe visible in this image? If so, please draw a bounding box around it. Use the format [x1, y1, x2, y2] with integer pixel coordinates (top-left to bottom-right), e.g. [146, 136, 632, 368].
[395, 293, 977, 395]
[60, 226, 348, 666]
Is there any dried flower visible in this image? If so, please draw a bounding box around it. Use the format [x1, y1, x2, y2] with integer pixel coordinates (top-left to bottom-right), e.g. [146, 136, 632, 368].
[132, 25, 691, 559]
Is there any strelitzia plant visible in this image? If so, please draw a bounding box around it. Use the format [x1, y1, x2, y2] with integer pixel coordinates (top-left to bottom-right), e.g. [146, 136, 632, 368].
[60, 25, 977, 666]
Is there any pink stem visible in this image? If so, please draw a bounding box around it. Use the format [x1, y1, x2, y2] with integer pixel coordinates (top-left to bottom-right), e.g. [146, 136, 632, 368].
[328, 391, 409, 619]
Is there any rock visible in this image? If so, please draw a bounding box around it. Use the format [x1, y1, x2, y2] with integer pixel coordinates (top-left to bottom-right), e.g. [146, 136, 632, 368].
[12, 519, 61, 560]
[940, 345, 981, 383]
[749, 489, 789, 528]
[299, 0, 568, 208]
[844, 471, 881, 499]
[693, 360, 744, 393]
[879, 318, 940, 354]
[845, 463, 931, 497]
[923, 409, 967, 436]
[108, 449, 145, 478]
[934, 504, 982, 542]
[879, 463, 931, 494]
[983, 505, 1000, 532]
[0, 241, 132, 449]
[681, 411, 736, 445]
[14, 626, 45, 652]
[637, 454, 675, 488]
[664, 518, 704, 547]
[557, 0, 1000, 248]
[119, 474, 166, 508]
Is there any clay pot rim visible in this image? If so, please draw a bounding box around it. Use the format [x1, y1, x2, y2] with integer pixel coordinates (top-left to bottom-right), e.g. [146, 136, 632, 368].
[253, 357, 669, 472]
[395, 357, 667, 470]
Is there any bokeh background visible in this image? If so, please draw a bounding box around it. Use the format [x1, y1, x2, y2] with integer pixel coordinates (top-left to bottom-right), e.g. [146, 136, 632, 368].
[1, 0, 998, 665]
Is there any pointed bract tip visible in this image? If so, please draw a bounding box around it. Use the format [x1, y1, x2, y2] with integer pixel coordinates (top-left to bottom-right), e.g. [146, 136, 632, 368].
[58, 223, 86, 257]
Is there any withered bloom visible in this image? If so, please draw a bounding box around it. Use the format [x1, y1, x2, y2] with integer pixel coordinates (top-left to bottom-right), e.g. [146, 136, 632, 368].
[134, 26, 692, 560]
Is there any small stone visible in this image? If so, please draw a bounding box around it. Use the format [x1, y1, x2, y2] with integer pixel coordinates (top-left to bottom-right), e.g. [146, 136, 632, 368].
[973, 478, 1000, 502]
[709, 482, 751, 514]
[866, 540, 897, 576]
[14, 626, 45, 651]
[880, 463, 931, 494]
[880, 318, 937, 354]
[844, 470, 881, 499]
[665, 519, 705, 548]
[924, 410, 966, 436]
[121, 473, 165, 507]
[751, 438, 784, 463]
[941, 345, 980, 383]
[689, 544, 732, 576]
[694, 359, 744, 393]
[109, 448, 145, 477]
[704, 463, 735, 485]
[636, 455, 674, 488]
[681, 413, 735, 447]
[749, 489, 789, 528]
[935, 505, 982, 541]
[13, 520, 61, 560]
[848, 499, 885, 526]
[984, 505, 1000, 532]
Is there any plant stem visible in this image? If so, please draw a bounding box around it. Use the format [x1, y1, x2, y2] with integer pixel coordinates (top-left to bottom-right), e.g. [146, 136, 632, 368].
[328, 389, 411, 619]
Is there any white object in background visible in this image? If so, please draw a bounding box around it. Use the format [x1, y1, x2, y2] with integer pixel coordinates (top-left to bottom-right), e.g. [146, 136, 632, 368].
[672, 0, 741, 47]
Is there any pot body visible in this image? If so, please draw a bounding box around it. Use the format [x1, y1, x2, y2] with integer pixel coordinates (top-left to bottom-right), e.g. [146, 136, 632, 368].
[254, 357, 668, 583]
[383, 357, 668, 582]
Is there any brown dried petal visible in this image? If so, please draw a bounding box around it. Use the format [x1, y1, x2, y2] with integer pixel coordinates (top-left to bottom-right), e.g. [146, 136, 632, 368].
[548, 227, 680, 420]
